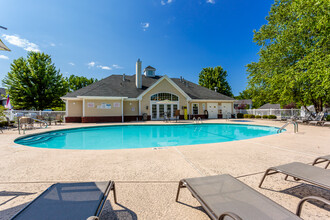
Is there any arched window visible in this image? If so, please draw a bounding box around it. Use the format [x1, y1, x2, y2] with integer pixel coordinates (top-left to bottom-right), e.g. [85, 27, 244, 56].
[150, 93, 179, 101]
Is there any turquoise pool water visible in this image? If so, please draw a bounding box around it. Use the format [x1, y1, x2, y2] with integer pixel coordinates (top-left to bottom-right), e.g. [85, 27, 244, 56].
[15, 124, 280, 150]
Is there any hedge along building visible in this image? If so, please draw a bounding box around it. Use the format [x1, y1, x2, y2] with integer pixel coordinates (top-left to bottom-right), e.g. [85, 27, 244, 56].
[62, 59, 235, 123]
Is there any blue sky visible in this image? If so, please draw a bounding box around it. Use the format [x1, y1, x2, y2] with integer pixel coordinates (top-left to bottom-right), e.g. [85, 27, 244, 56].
[0, 0, 273, 95]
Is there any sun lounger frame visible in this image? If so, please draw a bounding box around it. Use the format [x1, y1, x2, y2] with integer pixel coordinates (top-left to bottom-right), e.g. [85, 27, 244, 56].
[312, 155, 330, 169]
[176, 174, 302, 220]
[11, 181, 117, 220]
[259, 162, 330, 190]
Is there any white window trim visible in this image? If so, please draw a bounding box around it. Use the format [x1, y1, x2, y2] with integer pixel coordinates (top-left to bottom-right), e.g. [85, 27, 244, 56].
[192, 103, 199, 115]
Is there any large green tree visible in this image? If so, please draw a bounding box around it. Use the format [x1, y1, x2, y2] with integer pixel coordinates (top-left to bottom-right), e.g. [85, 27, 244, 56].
[2, 52, 67, 110]
[246, 0, 329, 112]
[66, 75, 98, 92]
[198, 66, 233, 97]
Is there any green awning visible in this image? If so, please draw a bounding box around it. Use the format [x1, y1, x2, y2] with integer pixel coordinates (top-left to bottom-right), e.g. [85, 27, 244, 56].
[0, 39, 11, 51]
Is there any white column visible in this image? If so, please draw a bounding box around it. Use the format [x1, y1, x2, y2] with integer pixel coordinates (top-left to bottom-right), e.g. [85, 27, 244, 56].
[139, 99, 141, 115]
[82, 99, 85, 117]
[121, 98, 124, 122]
[65, 101, 68, 117]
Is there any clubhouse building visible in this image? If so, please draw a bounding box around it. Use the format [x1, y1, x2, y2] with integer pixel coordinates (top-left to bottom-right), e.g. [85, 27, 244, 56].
[62, 59, 234, 123]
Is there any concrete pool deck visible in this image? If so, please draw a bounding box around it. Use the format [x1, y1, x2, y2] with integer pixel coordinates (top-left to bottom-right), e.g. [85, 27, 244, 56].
[0, 119, 329, 219]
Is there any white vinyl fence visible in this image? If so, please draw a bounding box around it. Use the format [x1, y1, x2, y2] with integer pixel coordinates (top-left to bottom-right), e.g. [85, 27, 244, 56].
[3, 110, 66, 121]
[235, 109, 301, 119]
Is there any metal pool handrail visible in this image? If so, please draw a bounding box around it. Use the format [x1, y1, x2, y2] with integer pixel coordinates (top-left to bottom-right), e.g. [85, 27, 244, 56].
[277, 121, 298, 133]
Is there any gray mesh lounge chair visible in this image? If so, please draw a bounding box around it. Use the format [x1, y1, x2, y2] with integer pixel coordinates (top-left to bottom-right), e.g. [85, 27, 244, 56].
[175, 174, 324, 220]
[259, 162, 330, 190]
[313, 155, 330, 169]
[11, 181, 117, 220]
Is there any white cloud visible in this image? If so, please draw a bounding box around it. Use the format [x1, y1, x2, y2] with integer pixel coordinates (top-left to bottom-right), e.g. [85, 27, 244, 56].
[141, 22, 150, 31]
[161, 0, 173, 5]
[69, 62, 75, 66]
[97, 65, 112, 70]
[0, 55, 9, 60]
[87, 61, 96, 68]
[50, 43, 56, 47]
[2, 34, 40, 52]
[206, 0, 215, 4]
[112, 64, 122, 69]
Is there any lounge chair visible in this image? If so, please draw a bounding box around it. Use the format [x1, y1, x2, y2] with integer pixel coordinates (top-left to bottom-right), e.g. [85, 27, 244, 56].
[11, 181, 117, 220]
[313, 155, 330, 169]
[176, 174, 329, 219]
[322, 121, 330, 126]
[308, 112, 325, 126]
[259, 162, 330, 190]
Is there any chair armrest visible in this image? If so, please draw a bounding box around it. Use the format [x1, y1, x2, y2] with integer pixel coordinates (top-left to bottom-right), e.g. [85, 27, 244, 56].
[296, 196, 330, 217]
[87, 216, 99, 220]
[219, 212, 243, 220]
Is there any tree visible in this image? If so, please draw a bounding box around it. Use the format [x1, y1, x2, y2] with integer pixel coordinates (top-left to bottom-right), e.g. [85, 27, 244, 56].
[246, 0, 330, 113]
[2, 52, 67, 110]
[198, 66, 233, 97]
[67, 75, 98, 92]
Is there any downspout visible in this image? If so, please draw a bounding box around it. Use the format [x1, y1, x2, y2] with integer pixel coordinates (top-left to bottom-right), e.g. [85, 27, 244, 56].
[121, 98, 124, 123]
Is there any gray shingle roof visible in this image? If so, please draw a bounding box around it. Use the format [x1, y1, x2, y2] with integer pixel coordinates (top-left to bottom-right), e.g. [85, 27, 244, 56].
[63, 75, 234, 101]
[258, 103, 281, 109]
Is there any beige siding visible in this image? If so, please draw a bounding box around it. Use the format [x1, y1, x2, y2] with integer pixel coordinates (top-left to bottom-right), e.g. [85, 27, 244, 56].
[84, 99, 122, 116]
[123, 101, 139, 116]
[141, 79, 188, 115]
[189, 101, 233, 115]
[67, 100, 82, 117]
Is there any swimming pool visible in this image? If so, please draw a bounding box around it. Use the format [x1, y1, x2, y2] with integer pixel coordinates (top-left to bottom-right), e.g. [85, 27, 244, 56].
[15, 124, 281, 150]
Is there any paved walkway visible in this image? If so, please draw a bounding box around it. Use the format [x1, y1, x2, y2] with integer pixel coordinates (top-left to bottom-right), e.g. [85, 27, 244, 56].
[0, 120, 329, 219]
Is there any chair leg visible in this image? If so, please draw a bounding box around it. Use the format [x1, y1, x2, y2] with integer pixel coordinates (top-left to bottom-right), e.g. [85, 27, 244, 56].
[175, 180, 185, 202]
[111, 182, 117, 204]
[325, 161, 330, 169]
[259, 169, 278, 188]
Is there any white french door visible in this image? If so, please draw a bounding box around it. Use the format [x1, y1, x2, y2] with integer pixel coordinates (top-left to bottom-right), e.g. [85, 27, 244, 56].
[151, 103, 178, 120]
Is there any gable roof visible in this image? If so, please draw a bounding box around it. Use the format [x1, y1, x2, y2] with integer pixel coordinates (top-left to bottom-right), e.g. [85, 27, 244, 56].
[62, 74, 234, 101]
[258, 103, 281, 109]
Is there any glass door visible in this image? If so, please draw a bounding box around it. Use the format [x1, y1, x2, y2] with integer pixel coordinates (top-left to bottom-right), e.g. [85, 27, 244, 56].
[152, 104, 157, 119]
[159, 104, 165, 119]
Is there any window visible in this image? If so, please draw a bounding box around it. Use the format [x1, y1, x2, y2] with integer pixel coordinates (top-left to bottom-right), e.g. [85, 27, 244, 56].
[192, 103, 199, 115]
[150, 93, 179, 101]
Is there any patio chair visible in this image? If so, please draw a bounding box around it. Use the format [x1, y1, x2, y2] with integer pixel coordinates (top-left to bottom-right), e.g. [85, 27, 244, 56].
[312, 155, 330, 169]
[55, 114, 63, 125]
[174, 110, 180, 122]
[296, 112, 312, 124]
[308, 112, 325, 126]
[176, 174, 329, 219]
[11, 181, 117, 220]
[259, 162, 330, 190]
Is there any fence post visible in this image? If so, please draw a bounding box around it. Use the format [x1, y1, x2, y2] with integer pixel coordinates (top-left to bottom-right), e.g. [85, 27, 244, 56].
[291, 108, 293, 116]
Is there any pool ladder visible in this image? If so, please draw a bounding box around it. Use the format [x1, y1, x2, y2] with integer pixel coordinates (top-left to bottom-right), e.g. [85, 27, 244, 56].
[193, 117, 203, 124]
[277, 121, 298, 133]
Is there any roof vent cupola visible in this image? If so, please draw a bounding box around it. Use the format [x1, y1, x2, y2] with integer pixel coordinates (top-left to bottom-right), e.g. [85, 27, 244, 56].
[143, 66, 156, 78]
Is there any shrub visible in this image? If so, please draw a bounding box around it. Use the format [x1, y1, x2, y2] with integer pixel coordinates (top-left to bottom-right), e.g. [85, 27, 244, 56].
[262, 115, 269, 119]
[248, 114, 255, 118]
[326, 115, 330, 121]
[243, 114, 249, 118]
[256, 115, 261, 119]
[268, 115, 277, 119]
[237, 113, 244, 118]
[0, 121, 6, 127]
